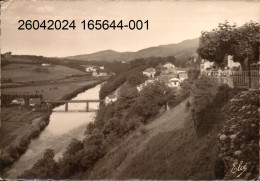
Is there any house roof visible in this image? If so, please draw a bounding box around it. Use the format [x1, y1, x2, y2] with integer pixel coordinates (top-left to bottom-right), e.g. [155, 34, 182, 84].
[13, 98, 25, 101]
[108, 95, 117, 99]
[170, 78, 180, 82]
[144, 68, 155, 73]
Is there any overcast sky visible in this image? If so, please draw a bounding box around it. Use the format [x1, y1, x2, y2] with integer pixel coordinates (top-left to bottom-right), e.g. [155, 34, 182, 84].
[1, 0, 259, 57]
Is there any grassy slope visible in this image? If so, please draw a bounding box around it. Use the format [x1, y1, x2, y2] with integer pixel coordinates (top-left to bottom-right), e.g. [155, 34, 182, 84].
[0, 108, 46, 148]
[2, 80, 99, 100]
[2, 64, 85, 82]
[85, 98, 221, 180]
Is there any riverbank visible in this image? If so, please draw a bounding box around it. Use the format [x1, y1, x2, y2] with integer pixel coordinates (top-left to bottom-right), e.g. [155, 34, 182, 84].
[0, 108, 51, 174]
[1, 79, 105, 176]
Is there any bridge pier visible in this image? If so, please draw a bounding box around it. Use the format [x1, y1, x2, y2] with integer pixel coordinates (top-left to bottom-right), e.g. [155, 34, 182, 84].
[65, 102, 68, 112]
[86, 101, 89, 112]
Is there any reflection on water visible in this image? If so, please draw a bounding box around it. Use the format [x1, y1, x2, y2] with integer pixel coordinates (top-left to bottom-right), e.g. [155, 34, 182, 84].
[5, 84, 101, 179]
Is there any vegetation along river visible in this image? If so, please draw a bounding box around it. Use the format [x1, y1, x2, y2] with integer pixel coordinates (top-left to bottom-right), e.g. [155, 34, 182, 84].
[4, 84, 102, 179]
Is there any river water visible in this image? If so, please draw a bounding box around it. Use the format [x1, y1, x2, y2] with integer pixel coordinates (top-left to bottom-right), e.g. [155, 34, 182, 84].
[4, 84, 101, 179]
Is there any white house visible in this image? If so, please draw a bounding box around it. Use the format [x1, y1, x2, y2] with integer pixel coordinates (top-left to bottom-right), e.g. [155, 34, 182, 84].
[163, 63, 176, 69]
[105, 95, 118, 105]
[99, 72, 108, 76]
[227, 55, 240, 70]
[136, 79, 155, 92]
[100, 66, 105, 70]
[42, 63, 51, 67]
[177, 71, 188, 82]
[86, 66, 97, 72]
[11, 98, 25, 105]
[200, 59, 214, 72]
[168, 78, 181, 88]
[143, 68, 156, 78]
[92, 72, 99, 77]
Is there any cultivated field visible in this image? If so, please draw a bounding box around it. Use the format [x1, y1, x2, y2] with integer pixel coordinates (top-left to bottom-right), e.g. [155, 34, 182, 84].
[2, 63, 85, 83]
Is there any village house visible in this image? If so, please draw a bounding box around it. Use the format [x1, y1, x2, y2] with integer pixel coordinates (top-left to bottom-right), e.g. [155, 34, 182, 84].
[85, 66, 97, 72]
[42, 63, 51, 67]
[143, 68, 156, 78]
[92, 72, 99, 77]
[105, 95, 118, 105]
[177, 71, 188, 82]
[168, 78, 181, 88]
[100, 66, 105, 70]
[137, 84, 144, 92]
[99, 72, 108, 76]
[136, 79, 155, 92]
[163, 62, 176, 69]
[3, 52, 12, 59]
[200, 59, 214, 72]
[11, 98, 25, 105]
[29, 98, 42, 107]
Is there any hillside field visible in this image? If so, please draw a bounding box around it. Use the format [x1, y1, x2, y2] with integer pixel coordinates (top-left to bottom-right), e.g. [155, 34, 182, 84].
[2, 63, 85, 83]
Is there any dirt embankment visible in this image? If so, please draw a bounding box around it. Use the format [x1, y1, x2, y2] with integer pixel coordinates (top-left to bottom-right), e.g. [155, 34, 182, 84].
[84, 97, 224, 180]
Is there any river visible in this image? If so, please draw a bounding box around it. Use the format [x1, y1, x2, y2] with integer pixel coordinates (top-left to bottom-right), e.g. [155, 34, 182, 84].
[4, 84, 101, 179]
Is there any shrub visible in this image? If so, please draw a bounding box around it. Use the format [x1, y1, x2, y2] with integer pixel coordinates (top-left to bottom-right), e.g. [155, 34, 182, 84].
[191, 76, 234, 136]
[191, 75, 218, 136]
[29, 127, 41, 138]
[20, 149, 58, 179]
[188, 69, 200, 81]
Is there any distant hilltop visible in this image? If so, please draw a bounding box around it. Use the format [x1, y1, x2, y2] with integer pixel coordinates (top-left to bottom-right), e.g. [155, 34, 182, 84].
[66, 37, 199, 62]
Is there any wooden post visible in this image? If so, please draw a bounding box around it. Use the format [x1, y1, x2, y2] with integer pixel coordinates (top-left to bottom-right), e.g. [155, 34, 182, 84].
[65, 102, 68, 112]
[86, 101, 89, 112]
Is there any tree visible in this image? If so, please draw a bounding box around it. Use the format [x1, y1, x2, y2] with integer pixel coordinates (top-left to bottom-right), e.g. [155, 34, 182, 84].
[197, 21, 259, 70]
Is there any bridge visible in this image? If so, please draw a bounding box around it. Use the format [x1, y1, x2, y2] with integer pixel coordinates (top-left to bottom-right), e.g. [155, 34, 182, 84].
[46, 99, 104, 112]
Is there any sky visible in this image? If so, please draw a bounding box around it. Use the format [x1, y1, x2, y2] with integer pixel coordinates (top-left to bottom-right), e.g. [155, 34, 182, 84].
[1, 0, 259, 57]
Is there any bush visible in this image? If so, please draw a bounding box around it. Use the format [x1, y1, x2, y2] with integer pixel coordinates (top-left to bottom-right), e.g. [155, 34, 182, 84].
[29, 127, 41, 138]
[191, 76, 233, 136]
[188, 69, 200, 81]
[191, 75, 218, 136]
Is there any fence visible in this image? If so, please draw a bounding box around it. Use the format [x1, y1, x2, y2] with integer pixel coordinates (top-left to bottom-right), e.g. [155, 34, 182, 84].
[202, 70, 259, 89]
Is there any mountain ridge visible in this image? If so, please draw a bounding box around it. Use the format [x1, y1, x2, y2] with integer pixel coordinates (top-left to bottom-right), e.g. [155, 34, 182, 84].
[66, 37, 199, 62]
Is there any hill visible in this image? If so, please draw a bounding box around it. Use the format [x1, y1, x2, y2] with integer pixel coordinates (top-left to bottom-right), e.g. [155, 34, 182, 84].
[2, 63, 85, 83]
[85, 98, 219, 179]
[66, 38, 199, 62]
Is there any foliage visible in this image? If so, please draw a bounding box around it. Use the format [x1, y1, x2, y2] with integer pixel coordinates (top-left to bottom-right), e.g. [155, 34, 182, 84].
[99, 56, 178, 100]
[197, 21, 259, 69]
[187, 69, 200, 81]
[126, 69, 148, 87]
[191, 75, 233, 136]
[20, 149, 58, 179]
[0, 114, 50, 172]
[20, 56, 196, 179]
[99, 74, 126, 100]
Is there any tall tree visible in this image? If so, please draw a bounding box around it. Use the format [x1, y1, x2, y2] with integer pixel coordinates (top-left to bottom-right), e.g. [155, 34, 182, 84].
[197, 21, 259, 70]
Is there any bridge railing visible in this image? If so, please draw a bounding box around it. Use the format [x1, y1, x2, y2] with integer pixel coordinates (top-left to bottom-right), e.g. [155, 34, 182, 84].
[45, 99, 104, 112]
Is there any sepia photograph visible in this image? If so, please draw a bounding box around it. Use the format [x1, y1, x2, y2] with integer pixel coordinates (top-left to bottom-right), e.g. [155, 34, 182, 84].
[0, 0, 259, 180]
